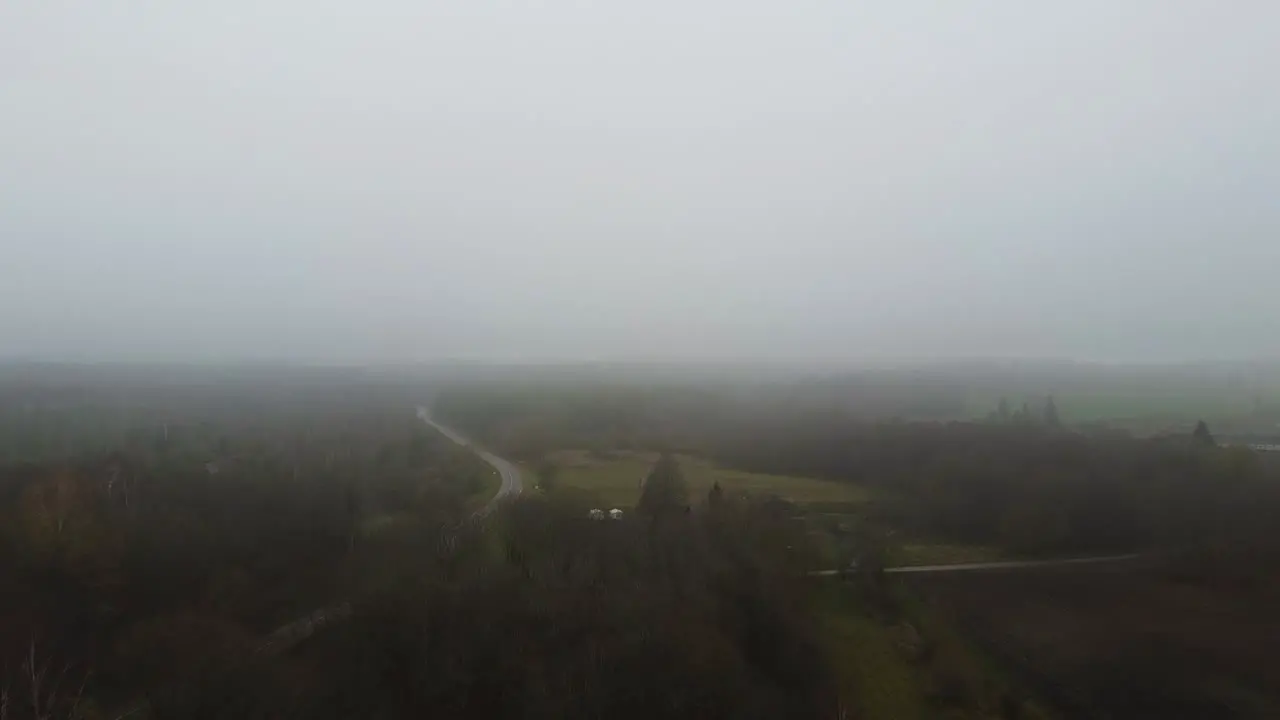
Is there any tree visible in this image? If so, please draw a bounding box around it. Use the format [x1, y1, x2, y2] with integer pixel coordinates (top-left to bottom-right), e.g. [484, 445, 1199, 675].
[1193, 420, 1215, 446]
[707, 480, 725, 509]
[638, 454, 689, 517]
[346, 485, 360, 553]
[1011, 402, 1032, 425]
[18, 470, 123, 591]
[1043, 395, 1061, 428]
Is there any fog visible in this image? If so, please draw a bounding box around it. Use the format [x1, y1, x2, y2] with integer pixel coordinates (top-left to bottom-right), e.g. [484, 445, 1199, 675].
[2, 2, 1277, 364]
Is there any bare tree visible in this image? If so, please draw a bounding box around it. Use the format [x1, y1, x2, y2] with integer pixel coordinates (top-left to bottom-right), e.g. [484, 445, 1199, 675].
[1, 640, 89, 720]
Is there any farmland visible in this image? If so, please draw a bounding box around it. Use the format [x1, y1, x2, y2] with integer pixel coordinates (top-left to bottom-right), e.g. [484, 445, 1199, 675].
[528, 450, 870, 510]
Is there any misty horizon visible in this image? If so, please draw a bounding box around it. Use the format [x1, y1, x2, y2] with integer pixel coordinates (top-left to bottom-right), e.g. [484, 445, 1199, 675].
[4, 2, 1278, 364]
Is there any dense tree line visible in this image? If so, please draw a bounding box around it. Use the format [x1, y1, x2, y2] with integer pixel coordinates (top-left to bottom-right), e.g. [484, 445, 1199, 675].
[711, 413, 1280, 556]
[16, 447, 865, 719]
[0, 381, 486, 718]
[431, 382, 725, 459]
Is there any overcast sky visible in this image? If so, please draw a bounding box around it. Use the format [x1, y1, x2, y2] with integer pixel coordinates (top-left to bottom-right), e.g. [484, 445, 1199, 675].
[2, 2, 1278, 363]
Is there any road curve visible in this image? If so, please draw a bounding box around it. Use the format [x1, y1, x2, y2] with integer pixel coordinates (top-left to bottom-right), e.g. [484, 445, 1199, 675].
[417, 406, 522, 513]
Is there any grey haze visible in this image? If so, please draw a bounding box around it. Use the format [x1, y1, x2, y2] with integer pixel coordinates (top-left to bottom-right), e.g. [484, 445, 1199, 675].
[2, 1, 1278, 363]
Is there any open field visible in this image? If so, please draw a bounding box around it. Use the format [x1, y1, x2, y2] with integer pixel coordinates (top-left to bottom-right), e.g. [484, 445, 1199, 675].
[529, 450, 870, 509]
[821, 600, 929, 720]
[906, 565, 1280, 718]
[815, 585, 1054, 720]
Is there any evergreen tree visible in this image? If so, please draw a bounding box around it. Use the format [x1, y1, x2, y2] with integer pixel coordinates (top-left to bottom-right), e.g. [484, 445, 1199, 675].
[345, 485, 360, 553]
[638, 453, 689, 517]
[1011, 402, 1032, 425]
[707, 480, 725, 509]
[1193, 420, 1215, 446]
[1043, 395, 1062, 428]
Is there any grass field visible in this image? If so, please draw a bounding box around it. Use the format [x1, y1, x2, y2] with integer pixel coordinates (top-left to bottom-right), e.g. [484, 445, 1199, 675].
[822, 603, 928, 720]
[528, 450, 870, 509]
[815, 585, 1052, 720]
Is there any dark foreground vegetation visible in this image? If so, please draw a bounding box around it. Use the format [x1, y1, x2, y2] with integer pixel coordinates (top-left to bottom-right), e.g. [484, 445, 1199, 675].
[0, 367, 490, 718]
[909, 564, 1280, 717]
[5, 362, 1280, 718]
[157, 450, 1040, 719]
[0, 365, 1061, 719]
[713, 414, 1280, 557]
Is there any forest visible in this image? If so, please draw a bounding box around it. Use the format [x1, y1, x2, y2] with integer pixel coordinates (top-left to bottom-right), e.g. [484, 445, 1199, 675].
[710, 413, 1280, 557]
[4, 362, 1280, 718]
[0, 366, 915, 719]
[0, 366, 490, 717]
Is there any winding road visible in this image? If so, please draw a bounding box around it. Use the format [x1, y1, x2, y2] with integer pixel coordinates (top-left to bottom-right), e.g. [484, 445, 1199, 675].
[416, 406, 522, 513]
